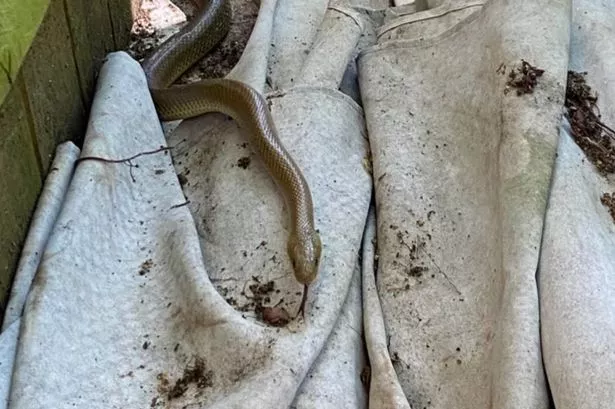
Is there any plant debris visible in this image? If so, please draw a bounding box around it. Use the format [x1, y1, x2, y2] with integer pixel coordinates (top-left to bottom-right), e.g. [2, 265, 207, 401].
[506, 60, 545, 95]
[565, 71, 615, 174]
[601, 193, 615, 223]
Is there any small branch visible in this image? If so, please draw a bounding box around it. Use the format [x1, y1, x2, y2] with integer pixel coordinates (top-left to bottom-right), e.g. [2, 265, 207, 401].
[422, 249, 462, 296]
[76, 146, 172, 164]
[76, 146, 172, 182]
[582, 136, 609, 154]
[402, 234, 462, 296]
[169, 200, 190, 209]
[209, 277, 241, 283]
[596, 120, 615, 138]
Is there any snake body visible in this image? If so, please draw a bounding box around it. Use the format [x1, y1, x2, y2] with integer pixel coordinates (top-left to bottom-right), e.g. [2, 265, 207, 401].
[141, 0, 321, 312]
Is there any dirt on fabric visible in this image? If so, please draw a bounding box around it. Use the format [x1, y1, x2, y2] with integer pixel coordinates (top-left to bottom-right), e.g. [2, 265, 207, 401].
[564, 70, 615, 175]
[600, 192, 615, 223]
[239, 278, 291, 327]
[126, 1, 295, 323]
[505, 59, 545, 95]
[166, 357, 214, 400]
[151, 356, 214, 407]
[564, 71, 615, 223]
[127, 0, 258, 80]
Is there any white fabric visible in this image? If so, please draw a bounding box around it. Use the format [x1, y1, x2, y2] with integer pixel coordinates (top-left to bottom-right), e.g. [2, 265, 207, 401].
[0, 142, 80, 409]
[539, 1, 615, 407]
[357, 0, 612, 407]
[2, 0, 615, 408]
[166, 2, 371, 406]
[362, 205, 411, 409]
[3, 0, 371, 407]
[3, 142, 80, 330]
[0, 321, 19, 409]
[540, 122, 615, 409]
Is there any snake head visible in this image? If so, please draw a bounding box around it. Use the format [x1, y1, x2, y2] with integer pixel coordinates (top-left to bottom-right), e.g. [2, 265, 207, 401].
[288, 230, 322, 285]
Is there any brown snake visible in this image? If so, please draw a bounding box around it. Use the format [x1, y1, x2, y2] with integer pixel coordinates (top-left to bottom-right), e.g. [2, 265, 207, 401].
[140, 0, 322, 316]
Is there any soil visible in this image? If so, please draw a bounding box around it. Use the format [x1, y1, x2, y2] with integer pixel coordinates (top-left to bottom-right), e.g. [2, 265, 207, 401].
[565, 71, 615, 174]
[167, 357, 214, 400]
[151, 356, 214, 407]
[127, 0, 258, 81]
[236, 156, 251, 169]
[238, 277, 291, 326]
[179, 0, 259, 82]
[138, 258, 154, 276]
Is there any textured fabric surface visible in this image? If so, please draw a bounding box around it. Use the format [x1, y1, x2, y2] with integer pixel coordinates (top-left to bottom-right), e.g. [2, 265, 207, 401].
[3, 0, 615, 408]
[357, 0, 614, 407]
[3, 0, 371, 407]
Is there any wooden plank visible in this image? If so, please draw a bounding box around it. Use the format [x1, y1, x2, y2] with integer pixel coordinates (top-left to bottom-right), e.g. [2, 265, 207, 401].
[109, 0, 135, 49]
[0, 78, 43, 311]
[20, 0, 86, 172]
[64, 0, 115, 105]
[0, 0, 134, 309]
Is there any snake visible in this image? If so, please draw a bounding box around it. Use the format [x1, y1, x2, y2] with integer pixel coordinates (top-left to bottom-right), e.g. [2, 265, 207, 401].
[140, 0, 322, 316]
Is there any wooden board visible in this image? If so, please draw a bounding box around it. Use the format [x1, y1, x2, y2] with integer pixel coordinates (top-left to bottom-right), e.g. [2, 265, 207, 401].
[0, 0, 133, 313]
[21, 0, 86, 172]
[0, 81, 43, 311]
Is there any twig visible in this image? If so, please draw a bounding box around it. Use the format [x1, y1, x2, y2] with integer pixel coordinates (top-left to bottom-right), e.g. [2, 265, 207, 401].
[401, 234, 462, 296]
[566, 100, 615, 140]
[421, 247, 462, 296]
[595, 120, 615, 139]
[582, 136, 609, 154]
[398, 237, 414, 255]
[76, 146, 172, 164]
[76, 146, 172, 182]
[170, 200, 190, 209]
[296, 284, 308, 318]
[209, 277, 241, 283]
